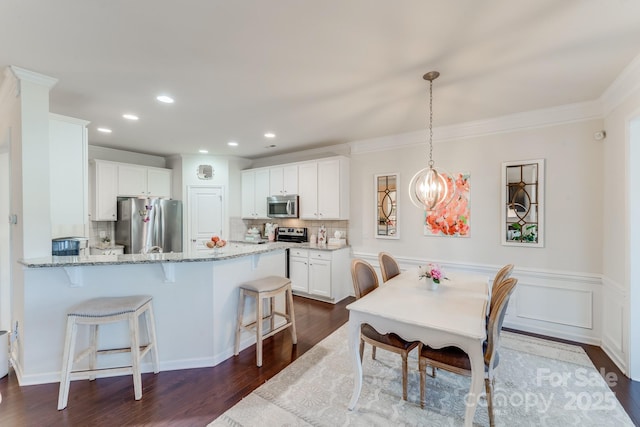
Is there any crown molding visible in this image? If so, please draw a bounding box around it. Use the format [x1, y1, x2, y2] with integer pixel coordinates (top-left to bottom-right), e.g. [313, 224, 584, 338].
[600, 52, 640, 116]
[350, 100, 603, 154]
[249, 142, 350, 168]
[9, 66, 58, 89]
[351, 53, 640, 156]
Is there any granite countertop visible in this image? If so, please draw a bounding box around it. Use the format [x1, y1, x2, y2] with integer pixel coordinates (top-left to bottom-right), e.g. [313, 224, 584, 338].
[19, 242, 295, 268]
[298, 243, 350, 251]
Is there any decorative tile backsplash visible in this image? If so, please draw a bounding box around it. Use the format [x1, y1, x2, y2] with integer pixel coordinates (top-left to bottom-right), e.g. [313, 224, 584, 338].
[243, 218, 348, 244]
[88, 221, 115, 248]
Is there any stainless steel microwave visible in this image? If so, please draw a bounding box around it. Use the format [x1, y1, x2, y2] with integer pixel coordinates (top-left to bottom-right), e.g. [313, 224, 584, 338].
[267, 195, 299, 218]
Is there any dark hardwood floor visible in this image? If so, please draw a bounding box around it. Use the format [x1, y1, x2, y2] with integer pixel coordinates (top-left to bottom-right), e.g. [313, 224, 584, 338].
[0, 296, 638, 426]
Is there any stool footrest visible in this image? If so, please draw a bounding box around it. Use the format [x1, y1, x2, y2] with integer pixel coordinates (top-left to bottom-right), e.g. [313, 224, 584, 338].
[69, 366, 134, 380]
[261, 321, 293, 340]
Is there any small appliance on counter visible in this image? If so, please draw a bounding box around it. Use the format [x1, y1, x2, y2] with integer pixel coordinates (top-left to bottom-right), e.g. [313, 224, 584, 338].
[244, 227, 266, 243]
[275, 227, 308, 243]
[52, 237, 89, 256]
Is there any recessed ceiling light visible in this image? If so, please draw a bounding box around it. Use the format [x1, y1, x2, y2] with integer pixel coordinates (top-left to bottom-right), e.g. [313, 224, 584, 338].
[265, 144, 277, 149]
[199, 149, 209, 154]
[156, 95, 174, 104]
[227, 141, 238, 147]
[97, 127, 112, 133]
[264, 132, 276, 138]
[123, 114, 139, 121]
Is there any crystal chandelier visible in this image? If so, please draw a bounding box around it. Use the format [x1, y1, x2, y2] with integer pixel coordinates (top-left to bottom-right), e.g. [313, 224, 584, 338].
[409, 71, 454, 212]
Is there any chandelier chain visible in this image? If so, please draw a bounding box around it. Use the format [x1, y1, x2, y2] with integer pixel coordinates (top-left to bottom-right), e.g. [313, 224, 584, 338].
[428, 78, 434, 167]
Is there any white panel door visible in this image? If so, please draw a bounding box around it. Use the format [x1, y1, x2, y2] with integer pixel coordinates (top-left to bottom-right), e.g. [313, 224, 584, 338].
[188, 186, 224, 255]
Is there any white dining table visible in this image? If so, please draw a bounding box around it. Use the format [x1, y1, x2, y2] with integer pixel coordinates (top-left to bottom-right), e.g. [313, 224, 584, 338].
[346, 268, 489, 427]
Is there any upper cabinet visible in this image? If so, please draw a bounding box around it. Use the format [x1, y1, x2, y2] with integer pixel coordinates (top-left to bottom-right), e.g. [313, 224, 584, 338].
[49, 114, 89, 227]
[89, 160, 118, 221]
[269, 165, 298, 196]
[118, 164, 172, 198]
[243, 156, 349, 221]
[241, 168, 270, 219]
[299, 157, 350, 220]
[90, 159, 173, 221]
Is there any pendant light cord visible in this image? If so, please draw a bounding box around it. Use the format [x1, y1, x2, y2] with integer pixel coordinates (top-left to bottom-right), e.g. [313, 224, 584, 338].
[428, 78, 434, 168]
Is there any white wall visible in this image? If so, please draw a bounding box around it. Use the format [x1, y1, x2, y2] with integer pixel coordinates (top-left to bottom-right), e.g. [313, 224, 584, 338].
[349, 119, 606, 344]
[602, 84, 640, 379]
[350, 120, 604, 272]
[0, 149, 10, 331]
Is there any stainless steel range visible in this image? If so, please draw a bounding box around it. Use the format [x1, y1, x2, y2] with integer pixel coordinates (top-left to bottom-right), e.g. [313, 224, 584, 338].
[276, 227, 308, 243]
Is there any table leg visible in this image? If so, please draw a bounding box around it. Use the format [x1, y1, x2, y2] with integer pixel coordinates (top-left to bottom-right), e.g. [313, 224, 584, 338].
[464, 342, 484, 427]
[347, 317, 362, 410]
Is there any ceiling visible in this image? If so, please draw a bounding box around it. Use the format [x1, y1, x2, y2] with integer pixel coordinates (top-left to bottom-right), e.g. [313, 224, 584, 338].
[1, 1, 640, 159]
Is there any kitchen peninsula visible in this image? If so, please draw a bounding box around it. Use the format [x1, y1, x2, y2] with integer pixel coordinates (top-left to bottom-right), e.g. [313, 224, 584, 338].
[16, 242, 294, 386]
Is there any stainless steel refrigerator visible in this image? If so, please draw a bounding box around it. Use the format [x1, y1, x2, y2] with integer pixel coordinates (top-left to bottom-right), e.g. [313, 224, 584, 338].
[115, 198, 183, 254]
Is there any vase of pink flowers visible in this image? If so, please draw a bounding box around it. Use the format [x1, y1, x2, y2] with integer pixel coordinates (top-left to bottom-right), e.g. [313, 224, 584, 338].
[418, 264, 446, 290]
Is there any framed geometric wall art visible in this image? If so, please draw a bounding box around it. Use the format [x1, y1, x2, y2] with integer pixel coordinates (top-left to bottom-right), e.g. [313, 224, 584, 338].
[501, 159, 544, 247]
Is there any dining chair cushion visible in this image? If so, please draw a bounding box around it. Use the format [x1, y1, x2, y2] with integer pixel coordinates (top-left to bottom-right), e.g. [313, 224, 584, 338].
[361, 323, 416, 350]
[420, 341, 499, 372]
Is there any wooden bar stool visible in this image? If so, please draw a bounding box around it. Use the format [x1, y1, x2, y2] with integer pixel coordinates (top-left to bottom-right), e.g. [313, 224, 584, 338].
[57, 295, 159, 410]
[234, 276, 297, 367]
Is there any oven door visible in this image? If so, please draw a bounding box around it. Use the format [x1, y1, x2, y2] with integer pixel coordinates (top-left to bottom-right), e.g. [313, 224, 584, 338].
[267, 195, 299, 218]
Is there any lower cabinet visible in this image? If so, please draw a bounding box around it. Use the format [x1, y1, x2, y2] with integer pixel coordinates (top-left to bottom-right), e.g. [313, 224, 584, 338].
[289, 247, 351, 303]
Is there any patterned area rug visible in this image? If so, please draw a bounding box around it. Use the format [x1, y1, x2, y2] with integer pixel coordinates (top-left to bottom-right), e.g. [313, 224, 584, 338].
[209, 326, 634, 426]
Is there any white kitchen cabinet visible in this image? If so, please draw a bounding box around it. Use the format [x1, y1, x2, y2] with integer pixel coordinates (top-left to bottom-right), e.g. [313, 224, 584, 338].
[118, 164, 172, 198]
[89, 160, 118, 221]
[147, 168, 172, 198]
[298, 156, 350, 220]
[289, 250, 309, 293]
[90, 160, 172, 221]
[288, 247, 351, 303]
[241, 168, 270, 219]
[269, 165, 298, 196]
[49, 114, 89, 229]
